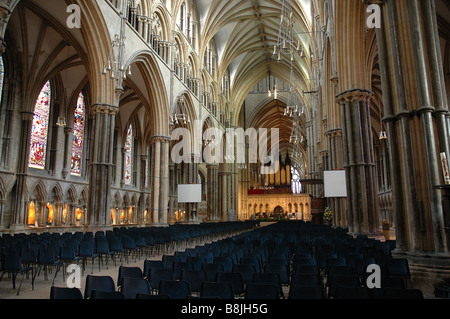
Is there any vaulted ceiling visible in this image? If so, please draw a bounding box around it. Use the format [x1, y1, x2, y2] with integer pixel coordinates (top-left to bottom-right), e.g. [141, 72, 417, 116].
[196, 0, 314, 113]
[195, 0, 314, 170]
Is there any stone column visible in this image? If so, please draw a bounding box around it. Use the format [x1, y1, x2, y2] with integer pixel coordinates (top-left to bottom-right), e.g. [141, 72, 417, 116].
[87, 104, 118, 229]
[421, 0, 450, 161]
[326, 129, 347, 227]
[408, 0, 447, 253]
[160, 137, 170, 225]
[149, 135, 171, 225]
[62, 127, 73, 180]
[373, 0, 449, 253]
[207, 164, 219, 221]
[10, 111, 35, 230]
[336, 89, 379, 235]
[168, 163, 176, 224]
[150, 136, 161, 224]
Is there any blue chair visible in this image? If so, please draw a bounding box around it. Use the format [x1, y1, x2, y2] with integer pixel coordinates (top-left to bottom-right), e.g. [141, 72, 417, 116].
[288, 285, 325, 299]
[79, 240, 99, 275]
[187, 256, 206, 270]
[200, 281, 234, 299]
[122, 236, 138, 263]
[327, 274, 361, 298]
[162, 255, 181, 270]
[240, 257, 262, 273]
[108, 236, 125, 267]
[181, 269, 207, 295]
[158, 280, 191, 299]
[35, 248, 63, 286]
[245, 283, 279, 299]
[0, 251, 34, 295]
[148, 268, 174, 293]
[143, 260, 164, 279]
[60, 242, 82, 279]
[121, 277, 151, 299]
[91, 290, 124, 299]
[95, 237, 114, 270]
[214, 256, 234, 272]
[117, 266, 143, 288]
[263, 263, 290, 285]
[252, 273, 284, 298]
[216, 272, 245, 297]
[172, 261, 194, 280]
[84, 275, 116, 299]
[50, 286, 83, 299]
[387, 258, 411, 287]
[202, 263, 224, 282]
[232, 263, 256, 284]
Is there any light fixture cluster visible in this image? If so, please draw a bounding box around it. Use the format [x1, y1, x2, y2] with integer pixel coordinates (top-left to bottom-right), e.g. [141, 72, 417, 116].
[379, 131, 388, 140]
[171, 96, 191, 125]
[272, 0, 306, 121]
[102, 4, 131, 86]
[272, 0, 307, 64]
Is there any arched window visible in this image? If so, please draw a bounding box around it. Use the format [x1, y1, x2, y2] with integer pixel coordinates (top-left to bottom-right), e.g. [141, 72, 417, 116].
[0, 57, 4, 105]
[291, 167, 302, 195]
[145, 146, 150, 189]
[124, 125, 133, 185]
[29, 81, 51, 169]
[71, 92, 86, 176]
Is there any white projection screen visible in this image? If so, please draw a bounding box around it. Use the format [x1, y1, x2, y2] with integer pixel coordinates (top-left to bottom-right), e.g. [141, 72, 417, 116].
[324, 170, 348, 198]
[177, 184, 202, 203]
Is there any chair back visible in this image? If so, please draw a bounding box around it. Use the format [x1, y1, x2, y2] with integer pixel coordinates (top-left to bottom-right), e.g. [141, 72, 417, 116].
[121, 278, 151, 299]
[50, 287, 83, 300]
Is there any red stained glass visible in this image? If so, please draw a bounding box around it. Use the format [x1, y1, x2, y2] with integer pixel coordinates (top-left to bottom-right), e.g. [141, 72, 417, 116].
[71, 92, 86, 176]
[29, 81, 51, 169]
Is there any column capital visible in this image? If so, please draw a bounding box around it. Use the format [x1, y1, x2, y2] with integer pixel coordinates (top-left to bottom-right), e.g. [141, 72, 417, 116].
[91, 104, 119, 115]
[325, 128, 343, 138]
[335, 89, 373, 104]
[64, 127, 73, 135]
[151, 135, 171, 143]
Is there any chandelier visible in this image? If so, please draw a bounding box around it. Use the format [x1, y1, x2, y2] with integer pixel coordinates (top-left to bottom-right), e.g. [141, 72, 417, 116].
[102, 2, 131, 89]
[171, 96, 191, 125]
[272, 0, 306, 120]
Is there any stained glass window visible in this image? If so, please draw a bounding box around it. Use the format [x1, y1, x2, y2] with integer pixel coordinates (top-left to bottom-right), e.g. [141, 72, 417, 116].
[29, 81, 51, 169]
[71, 92, 86, 176]
[0, 57, 4, 105]
[291, 167, 302, 195]
[145, 146, 150, 189]
[124, 125, 133, 185]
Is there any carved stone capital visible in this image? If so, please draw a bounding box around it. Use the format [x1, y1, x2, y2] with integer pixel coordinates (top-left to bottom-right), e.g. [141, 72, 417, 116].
[91, 104, 119, 115]
[151, 135, 171, 144]
[335, 89, 374, 104]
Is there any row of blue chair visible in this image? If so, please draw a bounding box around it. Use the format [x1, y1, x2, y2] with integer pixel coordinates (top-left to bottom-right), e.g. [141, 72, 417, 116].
[1, 221, 259, 295]
[48, 221, 424, 300]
